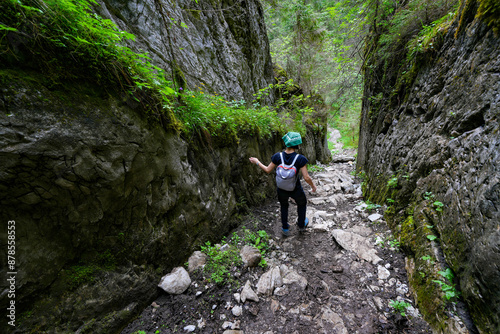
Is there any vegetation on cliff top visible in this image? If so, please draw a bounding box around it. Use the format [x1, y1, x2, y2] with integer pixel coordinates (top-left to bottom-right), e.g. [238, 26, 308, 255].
[0, 0, 321, 147]
[363, 0, 459, 120]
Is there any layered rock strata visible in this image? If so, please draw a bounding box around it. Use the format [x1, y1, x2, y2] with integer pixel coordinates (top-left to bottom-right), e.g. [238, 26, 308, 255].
[358, 1, 499, 332]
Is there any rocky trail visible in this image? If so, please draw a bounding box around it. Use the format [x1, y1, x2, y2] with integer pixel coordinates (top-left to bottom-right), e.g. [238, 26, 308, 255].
[121, 131, 432, 334]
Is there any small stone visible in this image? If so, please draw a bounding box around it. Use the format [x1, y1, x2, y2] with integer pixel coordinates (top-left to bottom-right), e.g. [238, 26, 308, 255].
[233, 293, 241, 303]
[396, 283, 409, 295]
[241, 280, 259, 302]
[240, 245, 262, 267]
[271, 299, 280, 313]
[385, 263, 391, 269]
[274, 286, 289, 296]
[151, 301, 160, 308]
[232, 320, 241, 329]
[195, 291, 202, 297]
[331, 266, 343, 273]
[187, 251, 207, 273]
[377, 265, 390, 280]
[373, 296, 384, 310]
[183, 325, 196, 332]
[248, 304, 259, 316]
[222, 321, 232, 329]
[368, 213, 383, 222]
[232, 305, 243, 317]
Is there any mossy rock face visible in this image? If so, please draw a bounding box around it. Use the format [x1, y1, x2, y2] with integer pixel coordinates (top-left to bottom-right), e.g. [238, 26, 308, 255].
[477, 0, 500, 33]
[0, 69, 330, 333]
[358, 0, 500, 332]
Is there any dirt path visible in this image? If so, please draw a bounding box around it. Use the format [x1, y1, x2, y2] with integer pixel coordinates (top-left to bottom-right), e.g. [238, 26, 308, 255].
[122, 132, 432, 334]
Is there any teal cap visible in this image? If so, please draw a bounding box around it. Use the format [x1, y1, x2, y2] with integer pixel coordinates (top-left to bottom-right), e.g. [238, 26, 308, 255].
[282, 132, 302, 147]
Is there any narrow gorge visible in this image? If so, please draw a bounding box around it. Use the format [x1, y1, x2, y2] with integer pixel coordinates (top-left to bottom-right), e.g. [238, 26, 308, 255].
[0, 0, 499, 333]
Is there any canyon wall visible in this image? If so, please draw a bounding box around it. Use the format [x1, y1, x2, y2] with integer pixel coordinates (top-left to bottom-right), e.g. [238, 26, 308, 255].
[0, 0, 330, 332]
[358, 1, 499, 333]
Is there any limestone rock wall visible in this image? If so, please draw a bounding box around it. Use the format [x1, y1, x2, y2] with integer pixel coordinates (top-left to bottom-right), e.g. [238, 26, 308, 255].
[0, 0, 329, 332]
[0, 75, 328, 332]
[96, 0, 275, 103]
[358, 2, 499, 333]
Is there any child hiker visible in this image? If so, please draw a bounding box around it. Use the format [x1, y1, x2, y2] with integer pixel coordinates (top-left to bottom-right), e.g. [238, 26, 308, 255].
[249, 132, 317, 236]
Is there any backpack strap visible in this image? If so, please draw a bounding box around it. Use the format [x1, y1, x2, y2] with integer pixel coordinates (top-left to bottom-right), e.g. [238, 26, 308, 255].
[280, 152, 300, 168]
[290, 153, 300, 168]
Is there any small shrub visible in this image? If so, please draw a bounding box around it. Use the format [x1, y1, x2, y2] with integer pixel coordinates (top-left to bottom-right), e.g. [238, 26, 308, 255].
[389, 299, 412, 317]
[433, 268, 460, 301]
[308, 164, 325, 173]
[200, 241, 242, 286]
[387, 176, 398, 188]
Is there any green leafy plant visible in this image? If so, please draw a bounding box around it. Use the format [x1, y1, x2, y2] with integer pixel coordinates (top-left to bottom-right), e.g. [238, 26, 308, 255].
[359, 200, 381, 211]
[366, 200, 382, 211]
[433, 201, 444, 212]
[200, 241, 242, 286]
[433, 268, 460, 301]
[308, 164, 325, 173]
[231, 232, 241, 246]
[427, 235, 437, 241]
[421, 255, 436, 264]
[387, 176, 398, 188]
[423, 192, 434, 200]
[376, 238, 385, 248]
[388, 238, 400, 250]
[244, 229, 270, 255]
[386, 198, 395, 204]
[389, 299, 412, 317]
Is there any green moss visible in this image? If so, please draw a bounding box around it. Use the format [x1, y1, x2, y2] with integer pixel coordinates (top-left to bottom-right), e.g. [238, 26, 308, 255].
[456, 0, 479, 37]
[477, 0, 500, 33]
[273, 63, 288, 78]
[399, 215, 415, 251]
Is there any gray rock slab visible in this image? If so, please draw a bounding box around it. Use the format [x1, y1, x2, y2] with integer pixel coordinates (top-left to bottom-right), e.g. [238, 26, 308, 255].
[330, 229, 382, 265]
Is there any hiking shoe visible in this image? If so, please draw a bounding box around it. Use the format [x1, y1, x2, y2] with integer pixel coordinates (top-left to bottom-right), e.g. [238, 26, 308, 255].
[282, 228, 289, 237]
[299, 218, 309, 233]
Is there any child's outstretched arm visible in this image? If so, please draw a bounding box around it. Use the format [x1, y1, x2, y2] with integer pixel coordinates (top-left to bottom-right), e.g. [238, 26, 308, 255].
[249, 157, 276, 174]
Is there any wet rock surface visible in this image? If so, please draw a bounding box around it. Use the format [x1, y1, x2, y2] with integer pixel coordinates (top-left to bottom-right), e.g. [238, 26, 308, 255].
[122, 154, 433, 334]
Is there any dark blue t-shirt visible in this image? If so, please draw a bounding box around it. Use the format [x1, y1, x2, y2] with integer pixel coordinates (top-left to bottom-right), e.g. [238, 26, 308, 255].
[271, 151, 308, 189]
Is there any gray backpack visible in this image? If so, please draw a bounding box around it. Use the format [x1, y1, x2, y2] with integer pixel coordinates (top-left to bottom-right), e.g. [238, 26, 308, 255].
[276, 152, 300, 191]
